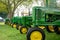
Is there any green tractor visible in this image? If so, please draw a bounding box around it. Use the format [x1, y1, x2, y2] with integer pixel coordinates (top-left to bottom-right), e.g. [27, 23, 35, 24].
[16, 17, 22, 30]
[26, 0, 60, 40]
[26, 6, 60, 40]
[5, 18, 10, 25]
[10, 17, 19, 28]
[15, 12, 32, 34]
[19, 16, 32, 34]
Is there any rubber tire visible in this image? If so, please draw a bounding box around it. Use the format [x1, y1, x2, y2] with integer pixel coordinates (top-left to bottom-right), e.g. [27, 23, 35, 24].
[9, 22, 12, 26]
[16, 24, 19, 30]
[12, 24, 14, 28]
[12, 24, 16, 28]
[27, 27, 45, 40]
[20, 26, 28, 34]
[46, 26, 54, 33]
[54, 26, 60, 34]
[8, 22, 11, 26]
[11, 23, 13, 27]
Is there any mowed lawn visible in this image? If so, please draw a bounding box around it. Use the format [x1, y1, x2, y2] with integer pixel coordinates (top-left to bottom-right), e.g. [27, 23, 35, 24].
[0, 23, 60, 40]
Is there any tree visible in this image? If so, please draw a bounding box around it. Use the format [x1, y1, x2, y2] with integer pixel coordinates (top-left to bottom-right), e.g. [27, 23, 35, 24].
[0, 0, 33, 19]
[0, 12, 7, 18]
[0, 2, 7, 13]
[0, 2, 8, 18]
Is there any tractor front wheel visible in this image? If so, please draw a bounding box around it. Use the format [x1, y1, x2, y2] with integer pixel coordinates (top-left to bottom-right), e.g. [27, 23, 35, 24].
[27, 27, 45, 40]
[12, 24, 17, 28]
[20, 26, 28, 34]
[54, 26, 60, 34]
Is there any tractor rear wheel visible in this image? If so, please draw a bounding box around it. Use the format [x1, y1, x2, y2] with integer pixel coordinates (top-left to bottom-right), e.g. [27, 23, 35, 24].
[54, 26, 60, 34]
[27, 27, 45, 40]
[46, 25, 54, 33]
[20, 26, 28, 34]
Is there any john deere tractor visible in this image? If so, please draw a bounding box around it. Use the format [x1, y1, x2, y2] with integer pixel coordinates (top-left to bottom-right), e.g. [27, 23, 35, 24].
[15, 11, 32, 34]
[5, 18, 10, 25]
[26, 6, 60, 40]
[10, 17, 19, 28]
[9, 0, 60, 40]
[16, 17, 22, 30]
[26, 0, 60, 40]
[19, 16, 32, 34]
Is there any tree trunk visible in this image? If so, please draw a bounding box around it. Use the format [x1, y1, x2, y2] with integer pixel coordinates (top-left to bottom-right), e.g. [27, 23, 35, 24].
[7, 10, 14, 19]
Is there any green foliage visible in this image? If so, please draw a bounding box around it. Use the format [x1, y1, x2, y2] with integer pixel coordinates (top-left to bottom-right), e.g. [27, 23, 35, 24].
[0, 12, 7, 18]
[0, 2, 7, 13]
[0, 0, 33, 18]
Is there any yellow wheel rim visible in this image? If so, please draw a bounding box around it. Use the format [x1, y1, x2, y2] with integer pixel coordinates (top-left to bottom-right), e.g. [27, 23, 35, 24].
[58, 27, 60, 31]
[48, 25, 54, 32]
[13, 24, 16, 28]
[21, 28, 27, 33]
[39, 26, 45, 29]
[18, 26, 21, 30]
[30, 31, 42, 40]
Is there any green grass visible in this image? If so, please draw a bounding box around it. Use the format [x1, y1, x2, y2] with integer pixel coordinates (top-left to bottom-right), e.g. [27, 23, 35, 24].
[0, 22, 5, 25]
[0, 24, 60, 40]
